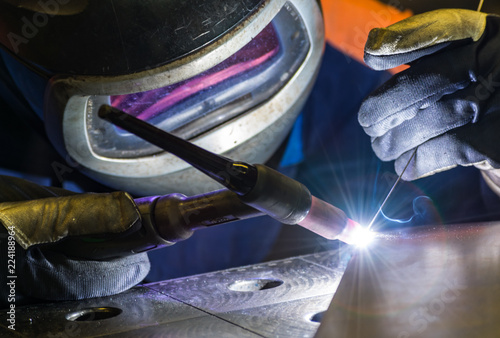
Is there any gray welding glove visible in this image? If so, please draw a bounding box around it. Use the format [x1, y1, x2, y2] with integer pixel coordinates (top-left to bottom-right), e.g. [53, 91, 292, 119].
[358, 9, 500, 185]
[0, 175, 150, 305]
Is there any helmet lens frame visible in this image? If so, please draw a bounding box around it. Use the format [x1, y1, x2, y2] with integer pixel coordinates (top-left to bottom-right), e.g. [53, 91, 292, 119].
[87, 3, 310, 159]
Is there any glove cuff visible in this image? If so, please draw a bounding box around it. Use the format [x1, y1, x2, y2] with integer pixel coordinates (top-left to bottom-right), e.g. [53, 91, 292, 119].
[20, 248, 150, 302]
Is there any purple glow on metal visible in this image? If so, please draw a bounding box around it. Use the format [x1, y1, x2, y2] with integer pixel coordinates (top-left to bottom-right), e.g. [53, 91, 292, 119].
[110, 23, 280, 121]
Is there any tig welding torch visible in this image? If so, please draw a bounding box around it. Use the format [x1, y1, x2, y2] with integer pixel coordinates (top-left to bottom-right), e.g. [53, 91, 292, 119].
[52, 106, 361, 259]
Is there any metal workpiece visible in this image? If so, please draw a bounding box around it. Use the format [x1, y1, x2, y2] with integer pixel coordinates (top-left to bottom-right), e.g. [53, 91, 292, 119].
[103, 315, 260, 338]
[103, 294, 333, 338]
[220, 294, 334, 338]
[300, 246, 352, 271]
[147, 253, 347, 313]
[152, 189, 263, 242]
[316, 222, 500, 338]
[0, 287, 227, 337]
[1, 249, 350, 337]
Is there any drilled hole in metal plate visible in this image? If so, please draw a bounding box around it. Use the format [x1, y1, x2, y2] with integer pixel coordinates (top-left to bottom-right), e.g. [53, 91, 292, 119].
[227, 278, 284, 292]
[310, 311, 325, 323]
[65, 307, 122, 321]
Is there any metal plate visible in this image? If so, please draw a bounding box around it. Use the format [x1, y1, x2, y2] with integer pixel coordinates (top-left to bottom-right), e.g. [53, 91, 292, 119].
[221, 294, 334, 337]
[103, 315, 261, 338]
[0, 287, 206, 337]
[147, 253, 348, 312]
[0, 249, 350, 337]
[316, 222, 500, 338]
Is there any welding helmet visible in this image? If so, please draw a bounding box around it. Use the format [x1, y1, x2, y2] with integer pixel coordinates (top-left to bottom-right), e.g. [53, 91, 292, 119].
[0, 0, 324, 196]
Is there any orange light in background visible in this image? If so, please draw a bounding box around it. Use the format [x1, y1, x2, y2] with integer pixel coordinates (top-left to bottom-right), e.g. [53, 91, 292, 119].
[321, 0, 412, 74]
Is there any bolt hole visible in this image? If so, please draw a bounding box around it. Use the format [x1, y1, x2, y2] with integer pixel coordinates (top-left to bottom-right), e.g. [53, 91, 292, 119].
[66, 307, 122, 322]
[310, 311, 325, 323]
[228, 278, 283, 292]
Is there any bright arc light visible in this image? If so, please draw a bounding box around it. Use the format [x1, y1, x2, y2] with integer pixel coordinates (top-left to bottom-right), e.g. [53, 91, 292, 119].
[337, 219, 376, 248]
[350, 225, 376, 248]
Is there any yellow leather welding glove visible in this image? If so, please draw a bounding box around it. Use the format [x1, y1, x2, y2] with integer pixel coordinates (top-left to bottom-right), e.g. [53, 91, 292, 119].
[0, 176, 140, 249]
[0, 175, 150, 305]
[358, 9, 500, 187]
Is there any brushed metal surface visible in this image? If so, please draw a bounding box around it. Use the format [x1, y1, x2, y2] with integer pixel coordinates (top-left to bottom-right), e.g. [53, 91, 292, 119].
[316, 222, 500, 338]
[0, 287, 207, 337]
[301, 246, 351, 271]
[147, 252, 349, 313]
[0, 249, 349, 337]
[103, 315, 261, 338]
[220, 294, 334, 337]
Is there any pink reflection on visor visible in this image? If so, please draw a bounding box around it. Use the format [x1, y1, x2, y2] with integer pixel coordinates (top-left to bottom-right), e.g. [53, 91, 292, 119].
[110, 23, 281, 122]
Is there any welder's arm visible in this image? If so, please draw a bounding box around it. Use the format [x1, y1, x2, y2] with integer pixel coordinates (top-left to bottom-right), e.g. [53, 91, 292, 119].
[358, 9, 500, 195]
[0, 175, 149, 306]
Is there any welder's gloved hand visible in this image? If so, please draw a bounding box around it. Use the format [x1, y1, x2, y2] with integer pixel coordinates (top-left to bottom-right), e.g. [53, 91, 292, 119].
[358, 9, 500, 183]
[0, 176, 150, 305]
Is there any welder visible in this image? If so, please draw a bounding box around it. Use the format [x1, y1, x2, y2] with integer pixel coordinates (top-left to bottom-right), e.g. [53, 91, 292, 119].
[0, 0, 333, 307]
[1, 0, 499, 308]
